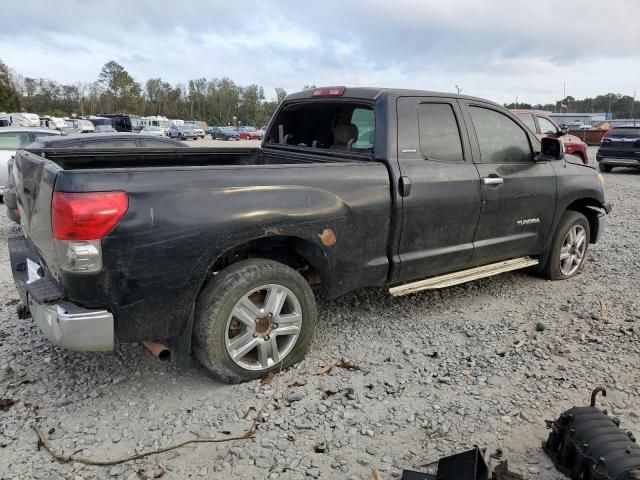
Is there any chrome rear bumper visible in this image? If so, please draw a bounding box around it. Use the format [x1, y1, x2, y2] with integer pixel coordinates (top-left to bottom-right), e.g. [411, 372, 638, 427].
[27, 297, 114, 351]
[8, 227, 114, 352]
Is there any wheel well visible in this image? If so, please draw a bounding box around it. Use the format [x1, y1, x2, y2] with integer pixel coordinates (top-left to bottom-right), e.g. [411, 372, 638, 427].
[206, 236, 328, 295]
[566, 199, 603, 243]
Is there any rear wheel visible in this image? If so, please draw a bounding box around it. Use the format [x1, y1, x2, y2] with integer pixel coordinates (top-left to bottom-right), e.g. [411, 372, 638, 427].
[598, 163, 612, 173]
[540, 210, 590, 280]
[193, 259, 317, 383]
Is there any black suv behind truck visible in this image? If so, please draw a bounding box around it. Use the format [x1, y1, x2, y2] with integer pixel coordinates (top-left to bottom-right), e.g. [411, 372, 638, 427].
[8, 87, 610, 383]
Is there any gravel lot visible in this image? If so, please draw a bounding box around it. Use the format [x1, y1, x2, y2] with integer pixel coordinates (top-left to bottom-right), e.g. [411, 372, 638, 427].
[1, 147, 639, 480]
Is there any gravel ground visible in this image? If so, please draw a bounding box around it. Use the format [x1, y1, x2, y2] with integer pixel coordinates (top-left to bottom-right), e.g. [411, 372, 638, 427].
[1, 147, 639, 480]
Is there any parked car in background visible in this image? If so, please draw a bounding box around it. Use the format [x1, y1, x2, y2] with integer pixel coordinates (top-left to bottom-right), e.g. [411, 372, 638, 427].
[211, 126, 240, 141]
[596, 126, 640, 172]
[0, 127, 61, 197]
[238, 126, 262, 140]
[3, 132, 186, 222]
[141, 126, 166, 137]
[25, 132, 186, 150]
[190, 126, 205, 139]
[511, 110, 589, 164]
[168, 125, 199, 140]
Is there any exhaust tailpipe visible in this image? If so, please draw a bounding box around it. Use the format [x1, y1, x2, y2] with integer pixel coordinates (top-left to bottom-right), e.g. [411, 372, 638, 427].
[143, 340, 171, 361]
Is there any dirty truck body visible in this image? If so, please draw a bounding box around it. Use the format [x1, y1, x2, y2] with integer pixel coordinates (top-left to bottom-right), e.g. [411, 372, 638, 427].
[8, 87, 610, 382]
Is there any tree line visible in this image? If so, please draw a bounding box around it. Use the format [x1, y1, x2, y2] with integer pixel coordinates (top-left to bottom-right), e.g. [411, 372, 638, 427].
[2, 57, 638, 123]
[1, 59, 289, 127]
[504, 93, 639, 120]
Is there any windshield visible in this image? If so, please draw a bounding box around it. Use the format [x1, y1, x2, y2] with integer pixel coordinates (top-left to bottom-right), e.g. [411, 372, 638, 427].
[221, 127, 236, 133]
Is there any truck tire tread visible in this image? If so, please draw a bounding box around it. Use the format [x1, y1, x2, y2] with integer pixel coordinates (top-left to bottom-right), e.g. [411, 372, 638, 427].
[193, 259, 317, 384]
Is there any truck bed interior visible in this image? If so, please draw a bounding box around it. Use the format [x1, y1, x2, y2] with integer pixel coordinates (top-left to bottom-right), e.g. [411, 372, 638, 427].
[23, 147, 364, 170]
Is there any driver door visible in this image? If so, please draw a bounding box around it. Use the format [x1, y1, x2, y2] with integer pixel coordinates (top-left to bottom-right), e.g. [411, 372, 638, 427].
[461, 103, 557, 265]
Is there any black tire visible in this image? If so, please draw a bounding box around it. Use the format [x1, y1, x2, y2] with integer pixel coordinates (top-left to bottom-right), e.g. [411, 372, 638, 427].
[540, 210, 590, 280]
[598, 163, 612, 173]
[193, 259, 317, 383]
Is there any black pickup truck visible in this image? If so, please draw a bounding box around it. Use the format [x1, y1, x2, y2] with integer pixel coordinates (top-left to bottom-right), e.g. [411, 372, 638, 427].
[7, 87, 610, 383]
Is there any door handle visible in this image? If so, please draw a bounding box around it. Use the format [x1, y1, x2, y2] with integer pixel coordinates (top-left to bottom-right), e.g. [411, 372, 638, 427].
[399, 176, 412, 197]
[482, 176, 504, 186]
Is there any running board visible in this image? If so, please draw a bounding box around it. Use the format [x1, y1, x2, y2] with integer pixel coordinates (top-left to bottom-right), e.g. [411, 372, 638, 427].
[389, 257, 539, 296]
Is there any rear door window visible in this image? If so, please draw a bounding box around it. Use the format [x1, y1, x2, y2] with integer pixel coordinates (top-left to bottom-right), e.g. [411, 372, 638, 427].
[0, 132, 31, 149]
[417, 103, 464, 162]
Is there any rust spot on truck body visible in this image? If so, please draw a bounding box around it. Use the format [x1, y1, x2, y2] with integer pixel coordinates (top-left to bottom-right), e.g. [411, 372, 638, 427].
[319, 228, 336, 247]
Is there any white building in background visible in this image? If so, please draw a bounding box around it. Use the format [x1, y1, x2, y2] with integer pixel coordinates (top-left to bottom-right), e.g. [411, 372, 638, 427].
[549, 113, 607, 126]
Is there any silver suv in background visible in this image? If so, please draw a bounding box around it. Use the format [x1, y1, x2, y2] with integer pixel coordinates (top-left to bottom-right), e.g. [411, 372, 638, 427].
[0, 128, 61, 197]
[168, 124, 199, 140]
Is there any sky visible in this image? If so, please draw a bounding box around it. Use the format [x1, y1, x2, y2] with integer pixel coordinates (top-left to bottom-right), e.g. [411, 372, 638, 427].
[1, 0, 639, 105]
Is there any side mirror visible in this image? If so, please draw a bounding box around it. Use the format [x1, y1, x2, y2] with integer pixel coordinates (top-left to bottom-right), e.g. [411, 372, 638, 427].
[559, 126, 568, 135]
[536, 137, 564, 161]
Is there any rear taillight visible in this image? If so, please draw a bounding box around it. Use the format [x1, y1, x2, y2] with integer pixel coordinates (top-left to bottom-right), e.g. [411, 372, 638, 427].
[52, 192, 128, 241]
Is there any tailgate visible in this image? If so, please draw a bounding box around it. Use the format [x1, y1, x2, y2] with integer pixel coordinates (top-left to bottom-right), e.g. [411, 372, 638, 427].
[12, 149, 62, 277]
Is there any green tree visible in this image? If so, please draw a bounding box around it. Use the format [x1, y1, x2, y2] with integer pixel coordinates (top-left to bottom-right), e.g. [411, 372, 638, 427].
[0, 59, 21, 111]
[98, 61, 141, 112]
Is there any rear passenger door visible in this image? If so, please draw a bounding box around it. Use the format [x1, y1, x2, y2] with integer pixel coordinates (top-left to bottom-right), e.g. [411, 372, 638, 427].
[395, 97, 482, 282]
[461, 103, 556, 264]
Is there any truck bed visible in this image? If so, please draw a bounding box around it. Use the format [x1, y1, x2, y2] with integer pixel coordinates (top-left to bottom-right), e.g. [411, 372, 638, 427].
[24, 147, 362, 170]
[11, 146, 392, 342]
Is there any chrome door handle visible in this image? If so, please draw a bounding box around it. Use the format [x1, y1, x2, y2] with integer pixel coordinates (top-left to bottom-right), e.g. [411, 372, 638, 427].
[482, 177, 504, 185]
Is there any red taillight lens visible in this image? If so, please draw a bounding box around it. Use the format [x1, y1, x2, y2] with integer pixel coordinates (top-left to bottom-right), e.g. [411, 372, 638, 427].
[52, 192, 128, 240]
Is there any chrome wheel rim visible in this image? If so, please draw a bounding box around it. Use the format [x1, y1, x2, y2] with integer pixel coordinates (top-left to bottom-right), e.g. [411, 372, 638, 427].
[559, 225, 587, 276]
[225, 284, 302, 371]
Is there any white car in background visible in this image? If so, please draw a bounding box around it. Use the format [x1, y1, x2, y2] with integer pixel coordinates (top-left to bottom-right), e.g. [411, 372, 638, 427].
[140, 126, 166, 137]
[189, 126, 205, 138]
[0, 127, 62, 197]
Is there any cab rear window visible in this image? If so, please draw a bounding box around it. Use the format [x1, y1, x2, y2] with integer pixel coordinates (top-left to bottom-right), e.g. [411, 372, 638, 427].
[266, 102, 374, 154]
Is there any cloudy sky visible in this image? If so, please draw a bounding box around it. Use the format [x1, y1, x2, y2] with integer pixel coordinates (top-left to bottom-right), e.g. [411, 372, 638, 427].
[1, 0, 639, 104]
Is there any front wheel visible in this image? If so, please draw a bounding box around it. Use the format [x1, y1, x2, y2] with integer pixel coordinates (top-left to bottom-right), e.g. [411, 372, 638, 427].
[540, 210, 590, 280]
[598, 163, 612, 173]
[193, 259, 317, 383]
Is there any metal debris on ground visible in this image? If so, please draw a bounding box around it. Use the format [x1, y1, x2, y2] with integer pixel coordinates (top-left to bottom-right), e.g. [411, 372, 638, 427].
[543, 386, 640, 480]
[401, 445, 524, 480]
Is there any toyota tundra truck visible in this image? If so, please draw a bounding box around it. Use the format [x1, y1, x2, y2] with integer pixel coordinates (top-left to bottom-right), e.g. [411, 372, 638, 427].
[7, 87, 611, 383]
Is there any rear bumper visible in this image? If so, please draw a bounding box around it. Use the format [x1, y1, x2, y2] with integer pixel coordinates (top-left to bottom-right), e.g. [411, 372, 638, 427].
[8, 227, 114, 351]
[598, 157, 640, 168]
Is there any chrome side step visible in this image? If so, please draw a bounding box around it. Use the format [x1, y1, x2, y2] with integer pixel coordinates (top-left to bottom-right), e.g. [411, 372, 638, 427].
[389, 257, 539, 297]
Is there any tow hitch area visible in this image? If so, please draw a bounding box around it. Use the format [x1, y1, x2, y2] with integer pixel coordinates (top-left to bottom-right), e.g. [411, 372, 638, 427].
[543, 386, 640, 479]
[401, 446, 524, 480]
